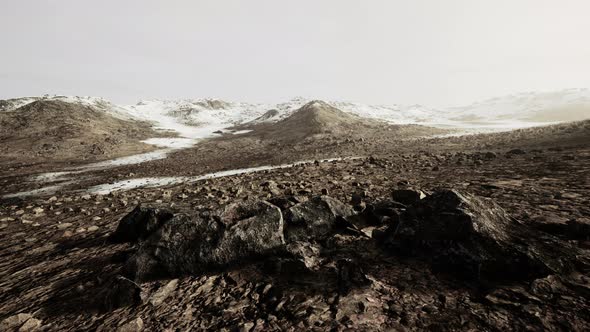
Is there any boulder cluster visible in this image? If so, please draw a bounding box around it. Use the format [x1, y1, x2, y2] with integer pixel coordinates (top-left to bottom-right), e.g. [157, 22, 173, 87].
[110, 187, 585, 292]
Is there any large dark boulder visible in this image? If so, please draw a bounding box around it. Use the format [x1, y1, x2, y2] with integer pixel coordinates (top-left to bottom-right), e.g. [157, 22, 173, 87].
[391, 189, 425, 206]
[385, 189, 582, 281]
[125, 201, 285, 281]
[283, 195, 355, 242]
[109, 205, 174, 243]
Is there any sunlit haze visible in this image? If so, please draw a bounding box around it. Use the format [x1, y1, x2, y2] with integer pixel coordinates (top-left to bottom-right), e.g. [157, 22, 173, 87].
[1, 0, 589, 107]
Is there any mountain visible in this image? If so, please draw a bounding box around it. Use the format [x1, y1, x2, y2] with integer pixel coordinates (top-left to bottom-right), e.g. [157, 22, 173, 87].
[236, 100, 449, 143]
[1, 90, 588, 144]
[447, 88, 590, 124]
[0, 100, 158, 161]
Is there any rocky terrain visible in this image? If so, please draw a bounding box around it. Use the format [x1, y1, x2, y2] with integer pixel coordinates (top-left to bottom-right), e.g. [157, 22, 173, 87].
[0, 94, 589, 331]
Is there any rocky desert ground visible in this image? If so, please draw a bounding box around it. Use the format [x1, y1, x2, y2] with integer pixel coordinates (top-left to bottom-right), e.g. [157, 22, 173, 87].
[0, 95, 589, 331]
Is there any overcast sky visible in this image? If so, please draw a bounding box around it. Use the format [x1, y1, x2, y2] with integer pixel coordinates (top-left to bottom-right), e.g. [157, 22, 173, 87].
[1, 0, 589, 107]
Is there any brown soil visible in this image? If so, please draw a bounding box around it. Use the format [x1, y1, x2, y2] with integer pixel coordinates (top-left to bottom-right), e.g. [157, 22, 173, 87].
[0, 113, 589, 331]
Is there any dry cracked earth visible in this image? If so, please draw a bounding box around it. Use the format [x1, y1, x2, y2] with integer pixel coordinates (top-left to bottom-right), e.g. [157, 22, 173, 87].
[1, 120, 590, 331]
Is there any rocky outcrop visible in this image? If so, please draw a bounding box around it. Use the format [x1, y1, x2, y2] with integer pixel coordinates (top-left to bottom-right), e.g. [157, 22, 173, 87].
[118, 196, 356, 282]
[125, 201, 285, 281]
[283, 195, 355, 242]
[109, 205, 174, 243]
[381, 189, 584, 281]
[107, 187, 589, 327]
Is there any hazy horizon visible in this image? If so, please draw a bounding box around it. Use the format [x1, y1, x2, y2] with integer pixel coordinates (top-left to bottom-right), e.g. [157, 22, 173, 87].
[1, 1, 589, 108]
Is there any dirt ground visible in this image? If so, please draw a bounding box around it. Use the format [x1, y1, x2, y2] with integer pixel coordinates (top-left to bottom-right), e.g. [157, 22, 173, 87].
[1, 119, 589, 331]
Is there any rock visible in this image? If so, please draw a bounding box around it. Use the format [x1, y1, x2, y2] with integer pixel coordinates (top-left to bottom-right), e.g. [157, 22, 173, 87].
[0, 313, 37, 331]
[17, 317, 41, 331]
[57, 222, 72, 229]
[350, 193, 363, 206]
[283, 195, 355, 242]
[126, 201, 285, 281]
[81, 194, 91, 200]
[87, 225, 99, 232]
[109, 205, 174, 243]
[535, 218, 590, 240]
[239, 322, 255, 332]
[117, 318, 144, 332]
[149, 279, 178, 306]
[484, 152, 497, 159]
[337, 259, 371, 295]
[266, 197, 294, 211]
[391, 189, 426, 206]
[384, 189, 584, 281]
[285, 241, 322, 270]
[103, 276, 143, 310]
[507, 148, 526, 155]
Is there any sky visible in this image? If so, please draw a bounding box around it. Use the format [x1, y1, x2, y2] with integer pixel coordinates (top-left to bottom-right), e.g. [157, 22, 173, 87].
[1, 0, 589, 107]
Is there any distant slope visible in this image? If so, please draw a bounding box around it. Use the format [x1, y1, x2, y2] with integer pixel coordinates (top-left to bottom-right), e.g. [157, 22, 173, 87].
[447, 89, 590, 123]
[0, 100, 159, 162]
[2, 90, 588, 141]
[237, 100, 449, 142]
[423, 119, 590, 152]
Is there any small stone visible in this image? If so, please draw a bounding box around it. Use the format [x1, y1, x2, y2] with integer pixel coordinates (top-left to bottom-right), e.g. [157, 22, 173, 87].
[87, 226, 99, 232]
[117, 317, 144, 332]
[240, 322, 255, 332]
[149, 279, 178, 306]
[507, 148, 526, 155]
[484, 152, 497, 159]
[92, 216, 102, 221]
[57, 223, 73, 229]
[81, 194, 92, 200]
[350, 194, 363, 206]
[0, 313, 37, 331]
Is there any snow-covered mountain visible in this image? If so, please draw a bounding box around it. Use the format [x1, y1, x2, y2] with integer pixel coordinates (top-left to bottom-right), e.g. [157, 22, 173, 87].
[2, 90, 589, 139]
[447, 88, 590, 124]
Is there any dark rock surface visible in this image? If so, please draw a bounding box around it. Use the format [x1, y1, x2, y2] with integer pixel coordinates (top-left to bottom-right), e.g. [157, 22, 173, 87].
[109, 205, 174, 243]
[391, 188, 425, 205]
[125, 201, 285, 281]
[384, 189, 585, 281]
[283, 195, 355, 242]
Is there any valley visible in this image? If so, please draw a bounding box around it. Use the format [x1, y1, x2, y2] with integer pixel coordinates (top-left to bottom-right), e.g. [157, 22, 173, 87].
[0, 92, 589, 331]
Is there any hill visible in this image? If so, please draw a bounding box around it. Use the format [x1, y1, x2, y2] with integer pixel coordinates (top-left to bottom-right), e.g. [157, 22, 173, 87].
[238, 100, 447, 142]
[447, 88, 590, 123]
[0, 100, 160, 163]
